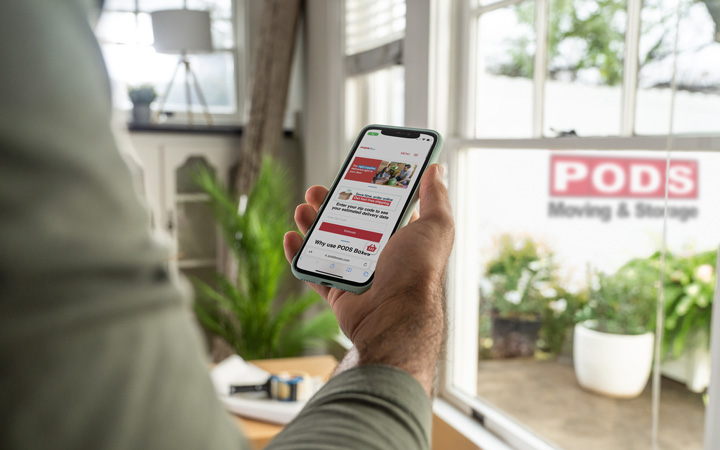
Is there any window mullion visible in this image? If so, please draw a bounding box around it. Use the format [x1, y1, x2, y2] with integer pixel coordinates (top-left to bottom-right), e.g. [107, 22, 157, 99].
[457, 0, 476, 138]
[533, 0, 549, 138]
[705, 249, 720, 449]
[447, 135, 720, 151]
[472, 0, 525, 16]
[621, 0, 642, 136]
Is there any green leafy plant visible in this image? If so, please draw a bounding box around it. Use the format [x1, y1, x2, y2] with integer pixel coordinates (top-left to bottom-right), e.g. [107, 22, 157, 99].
[192, 157, 338, 360]
[538, 285, 586, 355]
[497, 0, 720, 90]
[128, 84, 157, 104]
[480, 234, 585, 357]
[577, 259, 658, 335]
[482, 235, 557, 320]
[663, 249, 716, 358]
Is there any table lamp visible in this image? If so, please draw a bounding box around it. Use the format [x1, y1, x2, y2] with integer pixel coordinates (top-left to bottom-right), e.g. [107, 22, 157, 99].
[151, 9, 214, 125]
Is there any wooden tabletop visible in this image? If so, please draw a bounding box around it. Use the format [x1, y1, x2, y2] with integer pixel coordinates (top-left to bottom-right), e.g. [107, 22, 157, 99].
[230, 355, 338, 450]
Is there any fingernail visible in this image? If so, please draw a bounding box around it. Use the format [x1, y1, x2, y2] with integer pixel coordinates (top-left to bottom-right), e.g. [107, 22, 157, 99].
[437, 164, 445, 178]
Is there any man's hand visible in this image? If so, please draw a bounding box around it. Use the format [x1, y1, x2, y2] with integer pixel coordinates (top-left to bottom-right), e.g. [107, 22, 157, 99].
[283, 164, 454, 396]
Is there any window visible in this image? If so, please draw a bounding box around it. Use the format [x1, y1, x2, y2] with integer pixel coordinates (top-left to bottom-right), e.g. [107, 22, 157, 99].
[465, 0, 720, 138]
[344, 0, 407, 145]
[324, 1, 720, 444]
[635, 0, 720, 135]
[97, 0, 239, 116]
[441, 0, 720, 448]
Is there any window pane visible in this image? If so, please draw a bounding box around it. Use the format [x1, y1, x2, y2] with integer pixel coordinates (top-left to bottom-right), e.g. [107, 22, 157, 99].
[345, 66, 405, 143]
[474, 3, 535, 138]
[103, 0, 137, 11]
[103, 44, 170, 108]
[636, 0, 720, 135]
[102, 45, 235, 113]
[471, 0, 512, 8]
[345, 0, 406, 55]
[97, 1, 236, 113]
[96, 12, 139, 45]
[137, 12, 154, 46]
[211, 19, 234, 49]
[138, 0, 183, 11]
[544, 0, 626, 137]
[171, 52, 236, 112]
[456, 147, 717, 449]
[188, 0, 233, 18]
[660, 149, 716, 447]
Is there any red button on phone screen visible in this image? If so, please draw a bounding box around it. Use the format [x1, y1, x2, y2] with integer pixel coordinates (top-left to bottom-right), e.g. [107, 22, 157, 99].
[318, 222, 383, 242]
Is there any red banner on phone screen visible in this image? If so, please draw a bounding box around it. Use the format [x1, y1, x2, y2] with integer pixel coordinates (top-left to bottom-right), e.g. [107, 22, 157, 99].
[344, 157, 382, 183]
[319, 222, 383, 242]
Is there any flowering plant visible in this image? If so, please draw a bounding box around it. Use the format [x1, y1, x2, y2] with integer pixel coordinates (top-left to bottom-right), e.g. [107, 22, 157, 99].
[663, 250, 716, 358]
[538, 285, 586, 355]
[482, 235, 557, 320]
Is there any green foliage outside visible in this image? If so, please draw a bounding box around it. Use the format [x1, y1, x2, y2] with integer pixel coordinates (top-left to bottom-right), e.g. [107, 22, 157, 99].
[497, 0, 720, 87]
[481, 234, 585, 355]
[661, 249, 716, 358]
[192, 158, 338, 360]
[483, 235, 557, 320]
[482, 233, 717, 357]
[576, 249, 717, 353]
[577, 258, 659, 335]
[538, 284, 587, 355]
[499, 0, 627, 85]
[575, 248, 717, 354]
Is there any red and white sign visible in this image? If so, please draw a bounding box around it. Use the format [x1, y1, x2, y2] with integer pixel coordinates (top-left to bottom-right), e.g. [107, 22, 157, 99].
[550, 155, 698, 199]
[352, 194, 391, 207]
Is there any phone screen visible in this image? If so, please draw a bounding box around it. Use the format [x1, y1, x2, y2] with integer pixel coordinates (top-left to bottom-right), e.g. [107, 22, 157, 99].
[294, 127, 437, 286]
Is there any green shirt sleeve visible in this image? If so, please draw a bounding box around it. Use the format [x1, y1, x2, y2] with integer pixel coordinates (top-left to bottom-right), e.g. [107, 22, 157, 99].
[267, 365, 432, 450]
[0, 2, 432, 450]
[0, 2, 249, 450]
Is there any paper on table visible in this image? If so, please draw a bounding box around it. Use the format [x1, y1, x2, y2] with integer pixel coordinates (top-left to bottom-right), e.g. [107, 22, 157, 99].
[211, 355, 308, 425]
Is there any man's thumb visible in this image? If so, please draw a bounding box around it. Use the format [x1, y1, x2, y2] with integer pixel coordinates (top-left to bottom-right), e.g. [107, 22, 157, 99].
[418, 164, 452, 225]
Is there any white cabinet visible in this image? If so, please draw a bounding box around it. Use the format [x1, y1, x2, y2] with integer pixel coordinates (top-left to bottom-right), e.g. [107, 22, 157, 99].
[129, 131, 241, 283]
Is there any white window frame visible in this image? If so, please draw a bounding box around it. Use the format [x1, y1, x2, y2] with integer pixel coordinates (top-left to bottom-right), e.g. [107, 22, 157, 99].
[99, 0, 249, 126]
[434, 0, 720, 449]
[304, 1, 720, 446]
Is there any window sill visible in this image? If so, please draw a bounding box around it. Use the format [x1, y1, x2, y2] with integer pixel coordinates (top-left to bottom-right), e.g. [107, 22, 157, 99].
[433, 399, 510, 450]
[128, 123, 296, 137]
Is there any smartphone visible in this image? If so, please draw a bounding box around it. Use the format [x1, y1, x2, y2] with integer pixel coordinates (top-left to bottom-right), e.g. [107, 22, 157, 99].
[291, 125, 443, 294]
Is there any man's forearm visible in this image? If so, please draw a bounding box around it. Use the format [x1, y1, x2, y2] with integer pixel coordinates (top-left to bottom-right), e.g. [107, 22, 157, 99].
[266, 365, 432, 450]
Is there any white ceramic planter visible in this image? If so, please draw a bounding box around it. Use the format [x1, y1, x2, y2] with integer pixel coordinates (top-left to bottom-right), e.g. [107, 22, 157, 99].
[573, 323, 655, 398]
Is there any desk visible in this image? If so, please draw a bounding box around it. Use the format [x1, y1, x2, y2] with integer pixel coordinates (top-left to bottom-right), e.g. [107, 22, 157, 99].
[230, 355, 337, 449]
[227, 355, 471, 450]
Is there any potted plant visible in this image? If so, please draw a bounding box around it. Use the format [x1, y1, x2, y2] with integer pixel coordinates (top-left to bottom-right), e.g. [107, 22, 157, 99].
[191, 157, 339, 360]
[574, 260, 657, 398]
[537, 285, 586, 357]
[127, 84, 157, 124]
[481, 235, 557, 358]
[661, 249, 716, 392]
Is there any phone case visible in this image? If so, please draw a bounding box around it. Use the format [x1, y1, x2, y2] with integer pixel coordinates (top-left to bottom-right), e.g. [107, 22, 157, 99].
[291, 124, 444, 294]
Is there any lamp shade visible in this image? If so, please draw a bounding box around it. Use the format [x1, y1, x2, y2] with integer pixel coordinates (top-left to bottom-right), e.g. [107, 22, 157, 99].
[151, 9, 213, 54]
